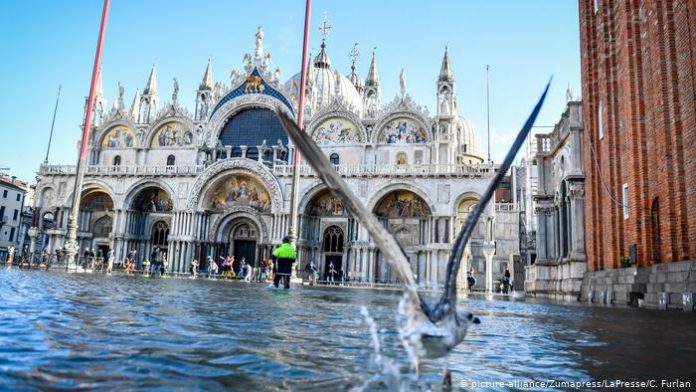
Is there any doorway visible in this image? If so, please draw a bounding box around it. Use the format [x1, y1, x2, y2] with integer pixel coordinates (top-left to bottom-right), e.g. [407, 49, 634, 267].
[324, 255, 342, 280]
[234, 240, 257, 269]
[228, 221, 259, 272]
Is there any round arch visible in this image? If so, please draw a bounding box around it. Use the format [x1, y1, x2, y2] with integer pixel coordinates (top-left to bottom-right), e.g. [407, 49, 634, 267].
[367, 183, 437, 216]
[203, 94, 296, 150]
[372, 112, 432, 144]
[97, 122, 138, 149]
[452, 191, 483, 216]
[187, 158, 283, 212]
[212, 210, 269, 244]
[66, 180, 117, 209]
[297, 181, 330, 215]
[146, 116, 196, 148]
[306, 108, 367, 145]
[123, 179, 177, 211]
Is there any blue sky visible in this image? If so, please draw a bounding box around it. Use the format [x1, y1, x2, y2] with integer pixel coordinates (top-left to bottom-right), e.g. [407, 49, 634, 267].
[0, 0, 580, 182]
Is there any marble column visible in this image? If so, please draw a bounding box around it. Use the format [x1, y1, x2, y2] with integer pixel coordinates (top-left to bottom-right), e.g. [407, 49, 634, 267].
[482, 241, 496, 292]
[568, 182, 586, 260]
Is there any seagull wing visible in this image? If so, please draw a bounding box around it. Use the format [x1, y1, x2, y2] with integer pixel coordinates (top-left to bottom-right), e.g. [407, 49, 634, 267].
[275, 110, 424, 307]
[433, 79, 552, 320]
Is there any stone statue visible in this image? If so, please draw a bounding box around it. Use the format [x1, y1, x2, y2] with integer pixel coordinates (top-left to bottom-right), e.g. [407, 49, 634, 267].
[213, 82, 223, 100]
[172, 78, 179, 103]
[118, 81, 125, 105]
[273, 67, 281, 82]
[254, 26, 264, 59]
[243, 53, 253, 73]
[263, 53, 272, 69]
[566, 84, 574, 102]
[400, 69, 406, 97]
[230, 68, 240, 84]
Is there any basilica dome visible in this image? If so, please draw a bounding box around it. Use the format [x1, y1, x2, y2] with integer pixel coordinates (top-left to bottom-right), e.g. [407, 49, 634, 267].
[456, 115, 483, 161]
[285, 42, 364, 116]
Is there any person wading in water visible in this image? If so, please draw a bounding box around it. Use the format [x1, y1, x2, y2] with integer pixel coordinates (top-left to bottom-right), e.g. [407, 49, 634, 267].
[272, 236, 296, 289]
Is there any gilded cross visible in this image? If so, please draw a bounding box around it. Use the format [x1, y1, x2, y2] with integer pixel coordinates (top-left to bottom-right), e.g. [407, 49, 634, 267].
[349, 43, 360, 66]
[318, 15, 332, 41]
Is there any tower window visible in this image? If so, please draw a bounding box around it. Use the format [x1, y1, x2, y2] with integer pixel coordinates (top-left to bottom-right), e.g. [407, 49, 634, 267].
[329, 153, 340, 165]
[167, 155, 176, 166]
[113, 155, 121, 166]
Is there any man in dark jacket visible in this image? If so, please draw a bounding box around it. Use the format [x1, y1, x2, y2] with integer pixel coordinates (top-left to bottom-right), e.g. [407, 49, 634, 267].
[272, 236, 297, 289]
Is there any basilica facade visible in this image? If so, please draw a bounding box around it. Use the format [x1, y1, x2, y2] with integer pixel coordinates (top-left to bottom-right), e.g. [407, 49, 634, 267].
[34, 27, 521, 288]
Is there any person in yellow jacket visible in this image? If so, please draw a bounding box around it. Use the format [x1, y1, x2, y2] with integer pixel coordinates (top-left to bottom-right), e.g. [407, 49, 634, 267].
[272, 236, 297, 289]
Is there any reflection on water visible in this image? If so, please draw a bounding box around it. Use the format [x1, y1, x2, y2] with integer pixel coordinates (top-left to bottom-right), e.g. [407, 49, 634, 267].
[1, 269, 694, 390]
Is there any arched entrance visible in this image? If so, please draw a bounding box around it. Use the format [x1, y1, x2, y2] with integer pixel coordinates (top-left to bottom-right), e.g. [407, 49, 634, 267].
[125, 186, 173, 264]
[78, 189, 114, 258]
[322, 225, 345, 280]
[373, 190, 431, 283]
[229, 220, 259, 271]
[454, 194, 482, 290]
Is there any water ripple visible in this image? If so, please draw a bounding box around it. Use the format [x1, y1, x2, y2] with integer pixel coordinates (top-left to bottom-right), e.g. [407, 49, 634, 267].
[1, 269, 695, 390]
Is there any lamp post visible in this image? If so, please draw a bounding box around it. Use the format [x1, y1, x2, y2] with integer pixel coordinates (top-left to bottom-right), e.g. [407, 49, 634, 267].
[63, 0, 111, 269]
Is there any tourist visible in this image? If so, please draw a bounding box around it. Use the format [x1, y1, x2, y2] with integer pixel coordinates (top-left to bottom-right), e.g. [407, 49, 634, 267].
[191, 258, 199, 278]
[208, 256, 218, 277]
[328, 261, 337, 285]
[304, 261, 318, 285]
[142, 258, 150, 276]
[6, 245, 15, 267]
[243, 259, 252, 283]
[41, 248, 49, 267]
[272, 236, 296, 289]
[238, 258, 247, 280]
[259, 258, 269, 282]
[161, 253, 168, 277]
[106, 249, 114, 274]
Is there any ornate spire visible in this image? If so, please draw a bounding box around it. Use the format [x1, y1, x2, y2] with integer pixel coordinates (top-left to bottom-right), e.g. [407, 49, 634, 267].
[143, 64, 158, 95]
[347, 43, 363, 92]
[200, 59, 213, 90]
[365, 48, 379, 87]
[314, 15, 332, 69]
[95, 68, 104, 99]
[305, 50, 316, 88]
[130, 88, 141, 119]
[439, 45, 454, 82]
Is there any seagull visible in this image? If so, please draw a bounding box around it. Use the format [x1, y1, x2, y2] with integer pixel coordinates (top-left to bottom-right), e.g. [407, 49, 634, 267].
[275, 80, 551, 363]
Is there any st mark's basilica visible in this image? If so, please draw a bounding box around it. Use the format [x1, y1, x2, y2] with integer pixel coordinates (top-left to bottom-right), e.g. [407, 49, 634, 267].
[34, 25, 522, 289]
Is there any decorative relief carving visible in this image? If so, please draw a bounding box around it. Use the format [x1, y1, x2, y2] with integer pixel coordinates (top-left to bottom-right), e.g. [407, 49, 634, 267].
[312, 117, 362, 144]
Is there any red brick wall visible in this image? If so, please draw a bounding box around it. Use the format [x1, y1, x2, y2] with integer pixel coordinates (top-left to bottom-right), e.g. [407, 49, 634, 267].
[579, 0, 696, 271]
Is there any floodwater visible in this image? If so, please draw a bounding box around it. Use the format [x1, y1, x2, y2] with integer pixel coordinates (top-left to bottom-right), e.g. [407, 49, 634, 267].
[1, 269, 694, 391]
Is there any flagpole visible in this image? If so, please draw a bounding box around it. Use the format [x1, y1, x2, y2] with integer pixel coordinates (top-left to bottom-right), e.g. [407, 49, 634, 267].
[63, 0, 111, 269]
[486, 64, 491, 163]
[287, 0, 312, 257]
[44, 85, 62, 164]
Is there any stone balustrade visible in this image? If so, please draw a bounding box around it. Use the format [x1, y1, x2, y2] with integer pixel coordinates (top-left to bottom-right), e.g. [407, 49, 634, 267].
[39, 164, 205, 176]
[495, 202, 518, 212]
[272, 163, 497, 177]
[39, 161, 498, 179]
